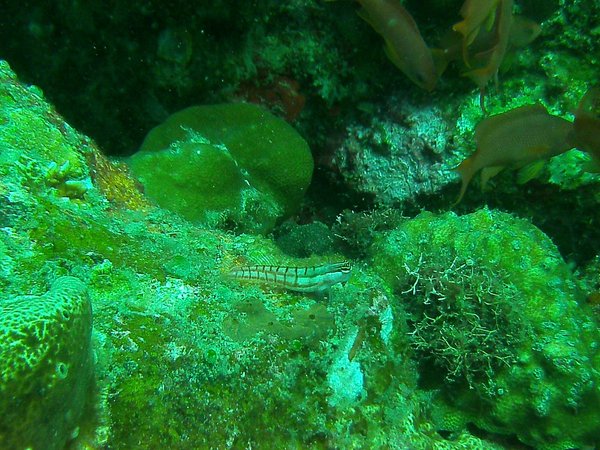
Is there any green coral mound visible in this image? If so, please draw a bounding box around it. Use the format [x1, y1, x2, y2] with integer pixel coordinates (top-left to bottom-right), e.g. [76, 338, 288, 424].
[129, 103, 314, 233]
[0, 276, 94, 450]
[371, 209, 600, 450]
[131, 137, 250, 212]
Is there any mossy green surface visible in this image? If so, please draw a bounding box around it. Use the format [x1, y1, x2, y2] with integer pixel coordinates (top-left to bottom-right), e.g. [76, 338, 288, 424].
[0, 277, 93, 450]
[129, 103, 314, 233]
[371, 209, 600, 449]
[0, 60, 478, 449]
[2, 5, 600, 443]
[0, 57, 514, 448]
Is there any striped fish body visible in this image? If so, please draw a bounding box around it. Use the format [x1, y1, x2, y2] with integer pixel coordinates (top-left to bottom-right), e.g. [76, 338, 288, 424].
[229, 261, 352, 293]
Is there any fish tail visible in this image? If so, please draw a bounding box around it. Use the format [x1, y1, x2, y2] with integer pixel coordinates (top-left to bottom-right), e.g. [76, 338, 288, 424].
[453, 158, 475, 206]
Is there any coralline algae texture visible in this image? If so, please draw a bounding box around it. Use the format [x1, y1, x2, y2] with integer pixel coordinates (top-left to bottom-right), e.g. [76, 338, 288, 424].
[0, 276, 94, 450]
[370, 208, 600, 450]
[128, 103, 314, 234]
[333, 98, 453, 205]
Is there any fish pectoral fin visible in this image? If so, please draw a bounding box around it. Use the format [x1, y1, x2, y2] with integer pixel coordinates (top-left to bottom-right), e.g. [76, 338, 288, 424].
[517, 160, 545, 184]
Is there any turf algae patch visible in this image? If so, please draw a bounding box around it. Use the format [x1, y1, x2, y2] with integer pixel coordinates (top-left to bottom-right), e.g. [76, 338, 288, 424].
[0, 277, 93, 450]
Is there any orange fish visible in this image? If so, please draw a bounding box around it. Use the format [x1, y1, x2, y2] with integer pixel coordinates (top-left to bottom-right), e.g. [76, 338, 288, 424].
[455, 103, 574, 203]
[435, 15, 540, 77]
[453, 0, 499, 65]
[460, 0, 514, 112]
[356, 0, 438, 91]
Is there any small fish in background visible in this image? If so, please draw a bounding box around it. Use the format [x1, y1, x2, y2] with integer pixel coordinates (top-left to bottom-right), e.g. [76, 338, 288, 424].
[432, 0, 540, 112]
[461, 0, 514, 112]
[439, 0, 545, 113]
[327, 0, 437, 91]
[434, 15, 541, 78]
[452, 0, 500, 66]
[570, 86, 600, 169]
[454, 103, 573, 203]
[228, 261, 352, 294]
[356, 0, 438, 91]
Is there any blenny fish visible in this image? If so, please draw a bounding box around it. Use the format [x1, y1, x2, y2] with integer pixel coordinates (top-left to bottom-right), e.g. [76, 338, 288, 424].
[229, 261, 352, 293]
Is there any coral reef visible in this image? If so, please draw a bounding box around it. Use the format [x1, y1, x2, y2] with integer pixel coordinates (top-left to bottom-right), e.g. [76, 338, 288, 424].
[371, 209, 600, 449]
[0, 59, 515, 449]
[0, 0, 599, 448]
[0, 277, 93, 450]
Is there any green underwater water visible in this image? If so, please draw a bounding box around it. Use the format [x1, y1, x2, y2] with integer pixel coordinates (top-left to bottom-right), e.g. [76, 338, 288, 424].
[0, 1, 599, 449]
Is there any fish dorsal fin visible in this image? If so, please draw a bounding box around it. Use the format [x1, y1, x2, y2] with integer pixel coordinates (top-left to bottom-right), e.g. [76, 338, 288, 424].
[356, 7, 375, 30]
[252, 254, 281, 267]
[475, 103, 548, 143]
[396, 5, 421, 35]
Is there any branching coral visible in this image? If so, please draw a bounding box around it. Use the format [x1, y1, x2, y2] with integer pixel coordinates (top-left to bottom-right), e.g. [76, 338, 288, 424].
[401, 253, 524, 391]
